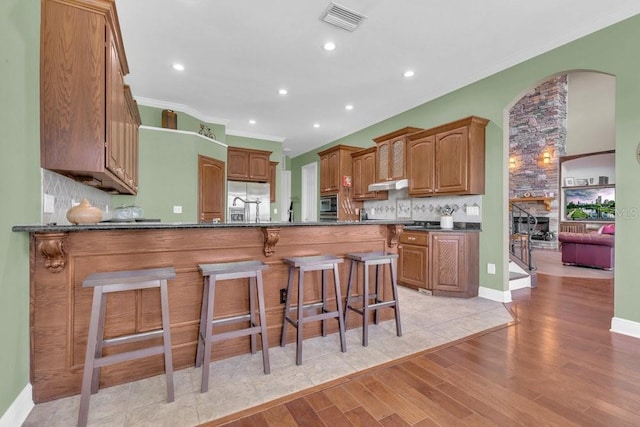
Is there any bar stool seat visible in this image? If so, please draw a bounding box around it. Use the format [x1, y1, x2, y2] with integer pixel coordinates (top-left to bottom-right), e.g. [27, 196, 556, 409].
[196, 260, 270, 393]
[78, 267, 176, 427]
[280, 255, 347, 365]
[344, 252, 402, 346]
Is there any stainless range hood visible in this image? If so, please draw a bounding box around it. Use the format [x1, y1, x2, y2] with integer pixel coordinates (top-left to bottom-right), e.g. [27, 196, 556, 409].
[368, 178, 409, 192]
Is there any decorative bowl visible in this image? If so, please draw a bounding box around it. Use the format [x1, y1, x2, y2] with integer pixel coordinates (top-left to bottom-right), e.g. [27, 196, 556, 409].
[66, 199, 103, 224]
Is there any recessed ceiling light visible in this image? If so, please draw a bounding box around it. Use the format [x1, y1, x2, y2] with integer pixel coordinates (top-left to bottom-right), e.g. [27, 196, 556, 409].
[313, 123, 320, 128]
[278, 88, 288, 95]
[249, 119, 256, 125]
[323, 41, 336, 51]
[345, 104, 354, 110]
[172, 63, 184, 71]
[403, 70, 415, 78]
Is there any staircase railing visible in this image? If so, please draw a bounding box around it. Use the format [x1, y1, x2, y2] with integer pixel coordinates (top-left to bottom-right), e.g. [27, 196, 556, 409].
[510, 203, 537, 272]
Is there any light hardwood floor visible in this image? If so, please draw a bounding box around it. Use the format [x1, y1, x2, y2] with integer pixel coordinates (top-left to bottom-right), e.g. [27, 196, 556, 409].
[207, 273, 640, 426]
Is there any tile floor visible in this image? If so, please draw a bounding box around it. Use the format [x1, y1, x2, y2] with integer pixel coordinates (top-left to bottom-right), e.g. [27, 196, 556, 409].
[23, 287, 514, 427]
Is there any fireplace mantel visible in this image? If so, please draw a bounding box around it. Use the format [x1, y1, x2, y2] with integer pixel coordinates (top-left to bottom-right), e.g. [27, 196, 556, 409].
[509, 197, 553, 211]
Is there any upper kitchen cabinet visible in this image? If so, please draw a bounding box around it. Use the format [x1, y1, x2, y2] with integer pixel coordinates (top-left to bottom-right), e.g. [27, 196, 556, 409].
[373, 127, 423, 182]
[40, 0, 139, 194]
[269, 161, 278, 202]
[318, 145, 361, 195]
[227, 147, 271, 182]
[407, 116, 489, 197]
[351, 147, 387, 201]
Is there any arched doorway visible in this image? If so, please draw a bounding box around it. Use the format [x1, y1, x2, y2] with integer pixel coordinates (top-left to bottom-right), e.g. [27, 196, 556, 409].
[505, 70, 615, 291]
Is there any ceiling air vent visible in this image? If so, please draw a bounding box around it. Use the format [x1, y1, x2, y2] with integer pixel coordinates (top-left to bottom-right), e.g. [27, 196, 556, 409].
[321, 2, 367, 32]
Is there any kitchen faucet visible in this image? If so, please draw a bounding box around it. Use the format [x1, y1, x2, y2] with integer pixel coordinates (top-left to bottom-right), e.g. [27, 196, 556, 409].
[232, 197, 262, 223]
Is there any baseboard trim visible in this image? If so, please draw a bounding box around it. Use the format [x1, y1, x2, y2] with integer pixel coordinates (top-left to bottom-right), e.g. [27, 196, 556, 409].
[0, 383, 33, 427]
[610, 317, 640, 339]
[479, 286, 512, 303]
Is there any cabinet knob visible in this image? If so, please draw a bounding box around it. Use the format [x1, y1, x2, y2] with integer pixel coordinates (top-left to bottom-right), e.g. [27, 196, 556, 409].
[408, 236, 416, 241]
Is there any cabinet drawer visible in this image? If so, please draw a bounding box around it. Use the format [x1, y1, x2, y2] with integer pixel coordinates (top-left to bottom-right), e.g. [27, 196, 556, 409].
[399, 231, 428, 246]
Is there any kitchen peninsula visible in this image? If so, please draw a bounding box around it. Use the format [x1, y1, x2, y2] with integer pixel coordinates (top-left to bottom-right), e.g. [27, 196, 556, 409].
[13, 221, 410, 403]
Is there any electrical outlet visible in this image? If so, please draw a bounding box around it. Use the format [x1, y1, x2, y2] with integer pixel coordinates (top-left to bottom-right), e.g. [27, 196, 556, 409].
[487, 263, 496, 274]
[173, 205, 182, 214]
[43, 194, 55, 214]
[279, 288, 287, 304]
[466, 206, 480, 216]
[274, 208, 278, 214]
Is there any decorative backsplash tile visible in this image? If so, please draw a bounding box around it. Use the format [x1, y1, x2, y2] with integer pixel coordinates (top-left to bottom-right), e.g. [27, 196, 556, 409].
[42, 170, 113, 224]
[363, 188, 482, 223]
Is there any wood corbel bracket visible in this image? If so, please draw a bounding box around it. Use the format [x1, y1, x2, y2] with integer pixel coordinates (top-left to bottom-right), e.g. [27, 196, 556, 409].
[36, 232, 67, 273]
[261, 227, 280, 257]
[387, 224, 403, 248]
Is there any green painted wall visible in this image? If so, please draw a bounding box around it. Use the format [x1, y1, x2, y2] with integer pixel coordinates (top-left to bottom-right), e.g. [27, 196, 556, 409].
[117, 108, 284, 221]
[114, 129, 227, 222]
[138, 105, 226, 144]
[3, 0, 640, 418]
[291, 13, 640, 306]
[0, 0, 40, 416]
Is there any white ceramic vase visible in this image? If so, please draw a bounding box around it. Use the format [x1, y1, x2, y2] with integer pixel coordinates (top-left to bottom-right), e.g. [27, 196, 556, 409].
[440, 215, 453, 229]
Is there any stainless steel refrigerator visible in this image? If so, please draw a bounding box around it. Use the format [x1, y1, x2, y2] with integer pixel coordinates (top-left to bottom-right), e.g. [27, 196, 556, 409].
[227, 181, 271, 223]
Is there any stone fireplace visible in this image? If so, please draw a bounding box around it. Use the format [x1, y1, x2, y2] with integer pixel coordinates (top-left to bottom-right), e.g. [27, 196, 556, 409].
[509, 75, 568, 250]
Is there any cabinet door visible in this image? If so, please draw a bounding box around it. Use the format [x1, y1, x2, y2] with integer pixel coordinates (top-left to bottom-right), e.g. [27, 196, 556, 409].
[198, 155, 225, 223]
[407, 135, 435, 197]
[106, 26, 126, 182]
[249, 152, 269, 181]
[390, 138, 406, 180]
[319, 154, 330, 193]
[430, 233, 465, 292]
[352, 155, 365, 199]
[228, 149, 250, 180]
[435, 126, 469, 194]
[376, 141, 390, 181]
[327, 151, 340, 192]
[398, 244, 428, 289]
[269, 162, 278, 202]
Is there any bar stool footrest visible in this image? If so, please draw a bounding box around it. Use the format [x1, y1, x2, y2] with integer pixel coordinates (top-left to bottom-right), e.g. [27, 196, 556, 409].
[94, 345, 165, 368]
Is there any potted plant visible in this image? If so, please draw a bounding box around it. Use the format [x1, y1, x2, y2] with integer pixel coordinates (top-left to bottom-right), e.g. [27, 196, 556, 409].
[437, 204, 457, 229]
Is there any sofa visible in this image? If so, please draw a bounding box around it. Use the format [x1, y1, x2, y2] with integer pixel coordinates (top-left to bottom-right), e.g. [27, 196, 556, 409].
[558, 225, 614, 270]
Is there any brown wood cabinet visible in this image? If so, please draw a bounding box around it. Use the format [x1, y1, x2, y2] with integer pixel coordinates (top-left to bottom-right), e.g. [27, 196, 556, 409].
[430, 232, 479, 297]
[40, 0, 139, 194]
[398, 231, 429, 289]
[398, 230, 479, 297]
[407, 116, 488, 197]
[373, 127, 423, 182]
[198, 155, 225, 223]
[227, 147, 271, 182]
[318, 145, 361, 195]
[351, 147, 387, 201]
[269, 161, 278, 203]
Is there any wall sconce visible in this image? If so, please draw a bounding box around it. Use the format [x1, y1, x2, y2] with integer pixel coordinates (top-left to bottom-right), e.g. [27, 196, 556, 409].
[509, 157, 516, 168]
[543, 152, 551, 164]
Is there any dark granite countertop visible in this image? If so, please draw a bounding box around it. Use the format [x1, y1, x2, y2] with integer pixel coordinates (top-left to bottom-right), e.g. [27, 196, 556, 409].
[402, 221, 482, 232]
[12, 219, 413, 233]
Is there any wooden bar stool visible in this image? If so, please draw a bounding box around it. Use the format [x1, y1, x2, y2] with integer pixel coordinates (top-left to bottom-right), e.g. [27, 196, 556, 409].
[280, 255, 347, 365]
[196, 260, 270, 393]
[78, 267, 176, 427]
[344, 252, 402, 346]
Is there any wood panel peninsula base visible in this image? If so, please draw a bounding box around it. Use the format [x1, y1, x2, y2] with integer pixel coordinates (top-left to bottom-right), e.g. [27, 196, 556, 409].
[14, 221, 406, 403]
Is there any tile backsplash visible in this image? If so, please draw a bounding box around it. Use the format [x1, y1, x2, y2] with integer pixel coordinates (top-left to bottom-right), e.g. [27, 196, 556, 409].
[363, 188, 482, 223]
[42, 169, 112, 224]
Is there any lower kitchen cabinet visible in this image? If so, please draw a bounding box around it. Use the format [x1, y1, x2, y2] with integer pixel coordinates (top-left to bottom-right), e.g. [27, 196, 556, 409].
[398, 230, 479, 297]
[398, 231, 428, 289]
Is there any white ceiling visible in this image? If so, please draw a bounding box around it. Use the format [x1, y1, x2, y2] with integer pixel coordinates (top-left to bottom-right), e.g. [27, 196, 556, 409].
[117, 0, 640, 157]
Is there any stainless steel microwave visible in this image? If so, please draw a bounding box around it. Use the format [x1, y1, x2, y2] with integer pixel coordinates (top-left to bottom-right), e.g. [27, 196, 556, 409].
[320, 195, 338, 213]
